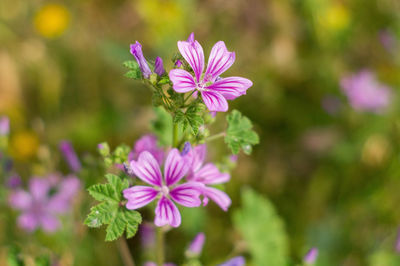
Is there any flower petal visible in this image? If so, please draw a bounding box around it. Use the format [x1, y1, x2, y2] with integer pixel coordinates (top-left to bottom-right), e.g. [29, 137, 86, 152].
[177, 39, 204, 83]
[123, 186, 159, 210]
[204, 41, 235, 82]
[202, 186, 231, 211]
[154, 196, 181, 228]
[130, 41, 152, 78]
[190, 144, 206, 172]
[201, 91, 228, 112]
[206, 77, 252, 100]
[130, 151, 163, 187]
[194, 163, 230, 185]
[164, 148, 190, 186]
[133, 134, 164, 165]
[18, 212, 38, 232]
[40, 213, 60, 232]
[29, 178, 50, 201]
[218, 256, 246, 266]
[8, 189, 32, 210]
[170, 182, 203, 207]
[169, 69, 197, 93]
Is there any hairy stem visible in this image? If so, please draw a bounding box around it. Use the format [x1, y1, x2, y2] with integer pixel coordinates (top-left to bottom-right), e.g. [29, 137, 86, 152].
[205, 132, 226, 142]
[117, 238, 135, 266]
[156, 226, 165, 266]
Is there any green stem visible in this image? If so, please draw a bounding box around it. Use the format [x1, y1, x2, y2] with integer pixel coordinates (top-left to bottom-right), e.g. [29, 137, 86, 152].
[117, 238, 135, 266]
[172, 120, 179, 148]
[205, 132, 226, 142]
[183, 90, 196, 104]
[156, 226, 165, 266]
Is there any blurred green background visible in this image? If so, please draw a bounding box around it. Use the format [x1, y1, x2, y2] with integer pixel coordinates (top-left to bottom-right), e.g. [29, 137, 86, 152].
[1, 0, 400, 265]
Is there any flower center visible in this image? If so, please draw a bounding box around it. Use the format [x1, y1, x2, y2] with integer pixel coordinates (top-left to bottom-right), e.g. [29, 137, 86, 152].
[160, 185, 169, 196]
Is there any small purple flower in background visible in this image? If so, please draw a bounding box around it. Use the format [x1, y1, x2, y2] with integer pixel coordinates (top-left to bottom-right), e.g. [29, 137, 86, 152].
[181, 142, 191, 156]
[304, 247, 318, 264]
[175, 60, 183, 68]
[395, 228, 400, 253]
[186, 232, 205, 257]
[59, 140, 81, 173]
[123, 149, 202, 227]
[0, 116, 9, 136]
[8, 174, 81, 232]
[169, 32, 253, 112]
[340, 70, 392, 113]
[154, 57, 166, 76]
[7, 174, 22, 189]
[129, 134, 164, 165]
[321, 95, 342, 115]
[140, 223, 155, 249]
[379, 29, 396, 53]
[218, 256, 245, 266]
[230, 154, 238, 163]
[144, 262, 176, 266]
[186, 144, 231, 211]
[130, 41, 152, 79]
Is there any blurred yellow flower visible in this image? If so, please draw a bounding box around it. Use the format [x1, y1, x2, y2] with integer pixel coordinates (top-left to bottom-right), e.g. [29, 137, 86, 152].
[10, 131, 39, 160]
[362, 134, 390, 167]
[318, 3, 350, 33]
[34, 4, 70, 38]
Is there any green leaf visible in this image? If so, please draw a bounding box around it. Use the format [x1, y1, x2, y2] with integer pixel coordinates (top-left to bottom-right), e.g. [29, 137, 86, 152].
[233, 188, 289, 266]
[173, 103, 205, 135]
[7, 245, 24, 266]
[123, 60, 139, 69]
[151, 107, 173, 146]
[158, 76, 171, 85]
[124, 69, 142, 80]
[85, 175, 142, 241]
[225, 110, 259, 155]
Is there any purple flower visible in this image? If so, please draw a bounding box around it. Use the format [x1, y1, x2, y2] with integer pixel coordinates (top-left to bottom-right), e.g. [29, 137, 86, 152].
[169, 33, 253, 112]
[187, 232, 205, 256]
[140, 223, 155, 249]
[175, 60, 183, 68]
[59, 140, 81, 173]
[7, 174, 22, 189]
[181, 142, 191, 156]
[218, 256, 245, 266]
[8, 174, 81, 232]
[154, 57, 165, 76]
[129, 134, 164, 165]
[186, 144, 231, 211]
[130, 41, 152, 79]
[0, 116, 9, 136]
[340, 70, 392, 113]
[396, 228, 400, 253]
[144, 262, 176, 266]
[379, 29, 396, 53]
[304, 247, 318, 264]
[123, 149, 202, 227]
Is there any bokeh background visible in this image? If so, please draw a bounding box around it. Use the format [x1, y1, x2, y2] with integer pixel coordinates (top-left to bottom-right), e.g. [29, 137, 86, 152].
[1, 0, 400, 265]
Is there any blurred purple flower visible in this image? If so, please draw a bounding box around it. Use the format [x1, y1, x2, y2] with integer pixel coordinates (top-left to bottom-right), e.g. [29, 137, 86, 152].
[169, 33, 252, 112]
[396, 228, 400, 253]
[130, 41, 152, 78]
[304, 247, 318, 264]
[154, 57, 165, 76]
[59, 140, 81, 173]
[8, 174, 81, 233]
[187, 232, 205, 256]
[123, 149, 202, 227]
[181, 142, 191, 156]
[129, 134, 164, 165]
[0, 116, 9, 135]
[321, 95, 342, 115]
[175, 60, 183, 68]
[379, 29, 396, 53]
[140, 223, 155, 249]
[340, 70, 392, 113]
[144, 262, 176, 266]
[230, 155, 238, 163]
[218, 256, 245, 266]
[185, 144, 231, 211]
[7, 174, 22, 189]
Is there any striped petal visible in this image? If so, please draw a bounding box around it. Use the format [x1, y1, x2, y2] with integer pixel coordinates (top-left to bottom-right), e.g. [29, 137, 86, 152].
[123, 186, 159, 210]
[130, 151, 163, 187]
[206, 77, 252, 100]
[194, 163, 230, 185]
[169, 69, 197, 93]
[164, 149, 190, 186]
[204, 41, 235, 82]
[170, 183, 203, 207]
[177, 38, 204, 83]
[154, 196, 181, 228]
[201, 91, 228, 112]
[202, 186, 231, 211]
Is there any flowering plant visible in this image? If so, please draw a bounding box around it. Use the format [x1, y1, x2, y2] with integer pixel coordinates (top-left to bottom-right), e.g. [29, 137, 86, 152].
[84, 33, 259, 265]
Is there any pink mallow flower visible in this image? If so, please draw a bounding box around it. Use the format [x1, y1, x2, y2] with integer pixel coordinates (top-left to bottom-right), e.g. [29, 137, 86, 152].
[0, 116, 9, 135]
[186, 144, 231, 211]
[340, 70, 392, 113]
[8, 174, 81, 233]
[169, 33, 253, 112]
[123, 149, 202, 228]
[128, 134, 164, 165]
